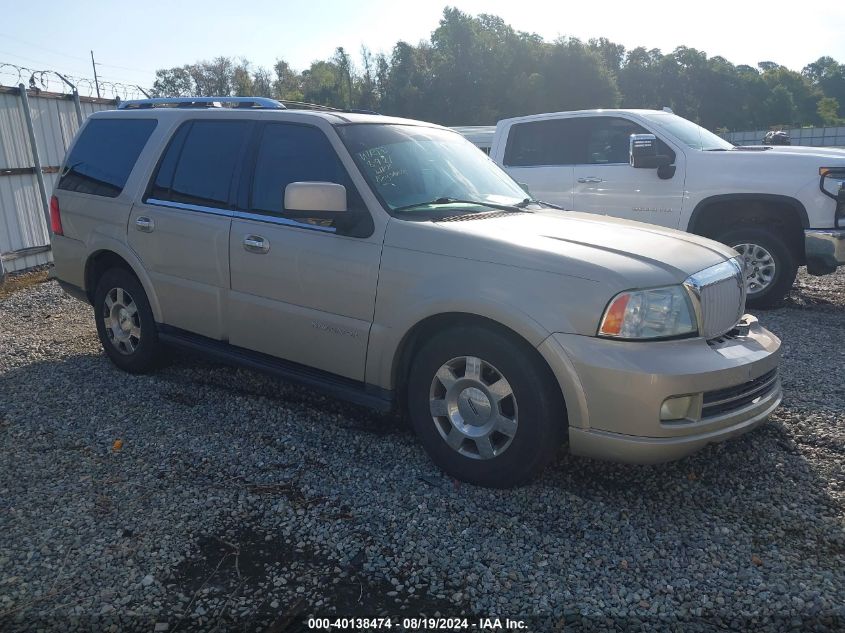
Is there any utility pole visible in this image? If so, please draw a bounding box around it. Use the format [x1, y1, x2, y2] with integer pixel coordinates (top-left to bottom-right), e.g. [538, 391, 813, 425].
[90, 50, 101, 99]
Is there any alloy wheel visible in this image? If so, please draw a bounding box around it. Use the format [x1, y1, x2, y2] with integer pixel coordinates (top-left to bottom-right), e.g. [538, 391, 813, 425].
[428, 356, 518, 460]
[733, 242, 777, 295]
[102, 287, 141, 355]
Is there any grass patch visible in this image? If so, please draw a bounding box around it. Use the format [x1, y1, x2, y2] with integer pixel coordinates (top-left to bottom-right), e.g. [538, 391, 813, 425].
[0, 268, 50, 300]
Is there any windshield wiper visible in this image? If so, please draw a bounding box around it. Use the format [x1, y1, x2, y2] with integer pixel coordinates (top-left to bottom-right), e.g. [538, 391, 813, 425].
[393, 197, 528, 214]
[515, 197, 565, 210]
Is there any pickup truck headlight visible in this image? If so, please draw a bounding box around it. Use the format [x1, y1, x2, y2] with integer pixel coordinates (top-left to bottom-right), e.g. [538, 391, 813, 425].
[598, 285, 697, 340]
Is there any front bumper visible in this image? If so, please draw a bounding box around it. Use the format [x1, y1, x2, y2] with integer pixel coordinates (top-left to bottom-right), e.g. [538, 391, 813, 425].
[805, 228, 845, 275]
[538, 315, 781, 464]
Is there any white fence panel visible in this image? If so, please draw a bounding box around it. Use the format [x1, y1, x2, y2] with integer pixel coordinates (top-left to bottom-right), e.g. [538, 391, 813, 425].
[0, 85, 116, 274]
[722, 126, 845, 148]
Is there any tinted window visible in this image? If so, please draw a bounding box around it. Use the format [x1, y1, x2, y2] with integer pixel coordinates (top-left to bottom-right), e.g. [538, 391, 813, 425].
[151, 120, 249, 208]
[503, 119, 588, 167]
[250, 123, 363, 214]
[586, 117, 649, 164]
[58, 119, 156, 197]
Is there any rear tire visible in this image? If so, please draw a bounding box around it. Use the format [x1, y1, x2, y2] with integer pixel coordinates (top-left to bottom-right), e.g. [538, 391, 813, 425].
[93, 268, 161, 373]
[407, 326, 565, 488]
[716, 226, 798, 309]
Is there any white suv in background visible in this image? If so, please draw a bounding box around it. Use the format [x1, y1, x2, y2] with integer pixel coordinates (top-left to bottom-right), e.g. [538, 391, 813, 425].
[465, 110, 845, 307]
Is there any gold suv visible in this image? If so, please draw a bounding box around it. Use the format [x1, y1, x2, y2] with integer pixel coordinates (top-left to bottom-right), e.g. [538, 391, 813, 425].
[50, 97, 781, 487]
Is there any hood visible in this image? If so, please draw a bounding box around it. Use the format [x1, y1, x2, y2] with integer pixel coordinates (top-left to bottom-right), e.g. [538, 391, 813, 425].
[386, 209, 735, 292]
[734, 145, 845, 161]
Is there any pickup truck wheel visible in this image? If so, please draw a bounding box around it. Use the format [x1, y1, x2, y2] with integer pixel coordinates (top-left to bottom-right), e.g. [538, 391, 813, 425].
[717, 227, 798, 309]
[93, 268, 161, 373]
[407, 327, 564, 488]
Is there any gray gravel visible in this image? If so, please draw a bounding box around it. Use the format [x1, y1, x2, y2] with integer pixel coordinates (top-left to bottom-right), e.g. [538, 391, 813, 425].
[1, 269, 843, 631]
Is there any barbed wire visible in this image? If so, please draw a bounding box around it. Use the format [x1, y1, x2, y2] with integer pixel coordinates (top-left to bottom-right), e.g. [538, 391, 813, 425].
[0, 62, 151, 100]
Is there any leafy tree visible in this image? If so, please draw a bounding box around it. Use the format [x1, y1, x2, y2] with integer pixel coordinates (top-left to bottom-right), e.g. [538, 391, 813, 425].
[148, 8, 844, 132]
[273, 60, 303, 102]
[818, 97, 842, 125]
[151, 66, 193, 97]
[765, 85, 797, 126]
[232, 60, 254, 96]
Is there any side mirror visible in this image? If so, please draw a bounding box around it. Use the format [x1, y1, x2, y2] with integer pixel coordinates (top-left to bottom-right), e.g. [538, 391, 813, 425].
[630, 134, 675, 177]
[283, 182, 347, 218]
[630, 134, 658, 168]
[518, 182, 532, 195]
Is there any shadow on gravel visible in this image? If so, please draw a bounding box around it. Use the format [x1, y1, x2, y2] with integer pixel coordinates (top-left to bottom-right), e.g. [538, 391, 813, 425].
[154, 524, 459, 632]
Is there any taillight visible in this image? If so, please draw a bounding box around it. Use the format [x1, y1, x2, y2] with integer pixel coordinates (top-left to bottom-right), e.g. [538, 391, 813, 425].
[49, 195, 63, 235]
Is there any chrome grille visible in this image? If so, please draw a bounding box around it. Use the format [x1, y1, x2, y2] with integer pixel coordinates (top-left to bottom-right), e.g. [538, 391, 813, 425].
[685, 259, 745, 340]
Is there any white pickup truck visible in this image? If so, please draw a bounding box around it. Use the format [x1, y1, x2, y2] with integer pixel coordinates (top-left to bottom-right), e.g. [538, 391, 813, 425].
[460, 110, 845, 307]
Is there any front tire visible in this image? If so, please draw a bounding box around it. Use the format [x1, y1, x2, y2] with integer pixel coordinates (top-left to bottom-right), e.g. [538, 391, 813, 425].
[407, 326, 565, 488]
[93, 268, 161, 373]
[716, 226, 798, 309]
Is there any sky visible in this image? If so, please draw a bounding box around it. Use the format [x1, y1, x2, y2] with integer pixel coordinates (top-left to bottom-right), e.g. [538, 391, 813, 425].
[2, 0, 844, 93]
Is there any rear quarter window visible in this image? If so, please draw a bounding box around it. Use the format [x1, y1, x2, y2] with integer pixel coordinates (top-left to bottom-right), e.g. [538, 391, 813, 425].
[58, 118, 157, 197]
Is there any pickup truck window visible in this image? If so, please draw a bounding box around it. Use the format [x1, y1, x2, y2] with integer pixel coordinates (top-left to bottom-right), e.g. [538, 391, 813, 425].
[585, 117, 676, 164]
[587, 117, 648, 164]
[503, 118, 586, 167]
[338, 124, 527, 213]
[641, 112, 733, 151]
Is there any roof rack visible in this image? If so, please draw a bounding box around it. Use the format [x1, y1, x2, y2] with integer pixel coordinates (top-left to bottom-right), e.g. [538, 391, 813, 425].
[279, 100, 380, 115]
[118, 97, 285, 110]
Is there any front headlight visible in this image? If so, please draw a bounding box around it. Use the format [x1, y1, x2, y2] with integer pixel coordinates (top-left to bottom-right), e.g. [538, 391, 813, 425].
[598, 285, 697, 340]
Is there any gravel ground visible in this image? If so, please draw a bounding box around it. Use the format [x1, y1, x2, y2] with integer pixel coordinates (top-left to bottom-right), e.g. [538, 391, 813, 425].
[1, 270, 843, 632]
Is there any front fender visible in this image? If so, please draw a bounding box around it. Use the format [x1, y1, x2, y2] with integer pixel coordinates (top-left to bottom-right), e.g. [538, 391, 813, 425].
[365, 246, 601, 390]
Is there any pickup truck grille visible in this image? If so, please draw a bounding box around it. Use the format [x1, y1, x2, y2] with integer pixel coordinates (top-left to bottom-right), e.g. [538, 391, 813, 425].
[686, 259, 746, 340]
[702, 368, 779, 418]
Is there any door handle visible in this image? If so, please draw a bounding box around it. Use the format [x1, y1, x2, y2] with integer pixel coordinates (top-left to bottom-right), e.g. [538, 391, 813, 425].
[135, 216, 154, 232]
[243, 235, 270, 254]
[577, 177, 604, 183]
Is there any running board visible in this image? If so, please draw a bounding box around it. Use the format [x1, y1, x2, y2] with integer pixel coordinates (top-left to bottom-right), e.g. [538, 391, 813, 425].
[157, 326, 394, 412]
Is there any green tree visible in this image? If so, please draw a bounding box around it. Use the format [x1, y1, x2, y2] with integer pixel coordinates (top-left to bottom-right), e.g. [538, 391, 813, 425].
[818, 96, 842, 125]
[273, 59, 303, 101]
[147, 10, 844, 132]
[151, 66, 193, 97]
[232, 60, 254, 96]
[764, 85, 797, 126]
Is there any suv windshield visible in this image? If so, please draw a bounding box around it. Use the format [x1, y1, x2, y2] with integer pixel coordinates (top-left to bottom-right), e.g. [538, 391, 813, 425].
[337, 124, 529, 213]
[641, 112, 734, 151]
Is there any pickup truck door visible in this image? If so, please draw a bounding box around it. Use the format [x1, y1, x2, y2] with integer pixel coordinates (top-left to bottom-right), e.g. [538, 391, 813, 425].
[227, 122, 382, 381]
[496, 118, 588, 209]
[571, 116, 686, 228]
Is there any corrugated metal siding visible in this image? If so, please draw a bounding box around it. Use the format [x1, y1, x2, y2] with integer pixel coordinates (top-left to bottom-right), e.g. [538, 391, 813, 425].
[0, 87, 115, 273]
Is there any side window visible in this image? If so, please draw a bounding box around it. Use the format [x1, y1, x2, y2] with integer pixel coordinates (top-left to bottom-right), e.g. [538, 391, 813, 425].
[584, 117, 677, 165]
[149, 120, 249, 209]
[58, 118, 157, 198]
[503, 119, 588, 167]
[585, 117, 648, 164]
[249, 123, 364, 215]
